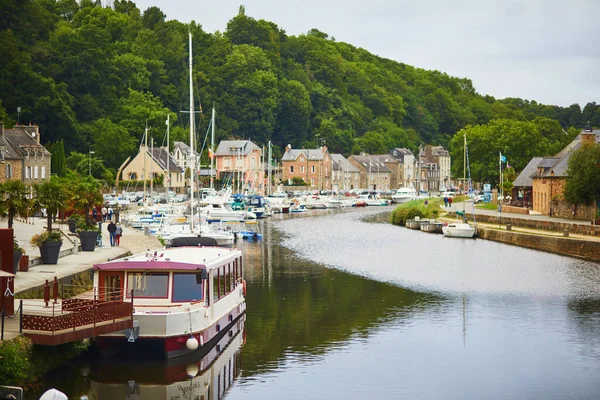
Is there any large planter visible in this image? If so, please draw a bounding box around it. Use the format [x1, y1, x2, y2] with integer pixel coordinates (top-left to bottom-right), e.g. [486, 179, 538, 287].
[39, 241, 62, 265]
[19, 255, 29, 272]
[13, 251, 22, 274]
[68, 219, 77, 233]
[79, 231, 98, 251]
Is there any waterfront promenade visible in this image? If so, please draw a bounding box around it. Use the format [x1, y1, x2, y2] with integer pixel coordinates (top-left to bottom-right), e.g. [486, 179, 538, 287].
[10, 217, 161, 294]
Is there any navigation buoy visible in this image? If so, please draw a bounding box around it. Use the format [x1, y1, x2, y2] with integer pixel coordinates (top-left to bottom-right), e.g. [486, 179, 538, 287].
[186, 335, 199, 351]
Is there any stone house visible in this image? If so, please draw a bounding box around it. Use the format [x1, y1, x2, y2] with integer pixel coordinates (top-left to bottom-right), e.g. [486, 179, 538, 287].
[0, 122, 51, 192]
[389, 148, 415, 188]
[529, 128, 599, 219]
[348, 154, 391, 191]
[121, 145, 185, 193]
[419, 145, 451, 194]
[281, 145, 331, 191]
[511, 157, 543, 209]
[215, 140, 264, 194]
[330, 154, 360, 192]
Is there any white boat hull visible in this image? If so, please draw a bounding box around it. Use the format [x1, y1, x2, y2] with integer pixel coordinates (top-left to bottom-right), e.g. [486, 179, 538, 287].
[442, 223, 476, 238]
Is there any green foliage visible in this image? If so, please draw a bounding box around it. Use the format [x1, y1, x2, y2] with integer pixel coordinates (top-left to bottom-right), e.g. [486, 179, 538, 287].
[0, 0, 595, 180]
[30, 230, 62, 247]
[390, 198, 441, 226]
[564, 143, 600, 206]
[47, 140, 66, 176]
[0, 179, 30, 229]
[32, 177, 67, 232]
[0, 336, 34, 385]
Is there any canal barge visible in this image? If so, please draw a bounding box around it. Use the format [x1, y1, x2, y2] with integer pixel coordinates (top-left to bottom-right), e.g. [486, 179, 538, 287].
[93, 246, 246, 358]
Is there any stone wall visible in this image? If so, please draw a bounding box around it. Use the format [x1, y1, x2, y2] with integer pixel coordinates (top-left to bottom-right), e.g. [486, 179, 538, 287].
[477, 227, 600, 262]
[502, 205, 529, 215]
[449, 211, 600, 236]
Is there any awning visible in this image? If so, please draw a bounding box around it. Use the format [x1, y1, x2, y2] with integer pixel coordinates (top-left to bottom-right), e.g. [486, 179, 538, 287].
[0, 270, 16, 277]
[93, 261, 206, 271]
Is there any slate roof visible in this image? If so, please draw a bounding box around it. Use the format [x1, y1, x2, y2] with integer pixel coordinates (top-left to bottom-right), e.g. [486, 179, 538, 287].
[2, 125, 50, 159]
[215, 140, 261, 156]
[389, 148, 413, 162]
[350, 154, 392, 173]
[173, 141, 199, 157]
[513, 157, 543, 187]
[330, 154, 359, 172]
[150, 147, 183, 173]
[523, 129, 600, 180]
[281, 148, 327, 161]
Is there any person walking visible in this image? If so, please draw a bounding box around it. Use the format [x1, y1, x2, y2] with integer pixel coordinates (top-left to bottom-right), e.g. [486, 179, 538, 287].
[107, 220, 117, 247]
[107, 207, 114, 221]
[92, 207, 98, 222]
[101, 206, 107, 222]
[115, 223, 123, 247]
[448, 196, 453, 208]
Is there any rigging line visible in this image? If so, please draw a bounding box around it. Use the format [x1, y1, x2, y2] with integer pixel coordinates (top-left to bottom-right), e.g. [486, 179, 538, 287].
[465, 139, 476, 226]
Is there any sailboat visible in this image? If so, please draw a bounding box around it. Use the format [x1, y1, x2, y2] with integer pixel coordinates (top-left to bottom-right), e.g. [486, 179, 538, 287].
[442, 133, 477, 238]
[160, 33, 234, 246]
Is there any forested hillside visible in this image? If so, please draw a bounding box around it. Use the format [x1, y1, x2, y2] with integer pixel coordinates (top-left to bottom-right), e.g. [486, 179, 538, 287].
[1, 0, 599, 180]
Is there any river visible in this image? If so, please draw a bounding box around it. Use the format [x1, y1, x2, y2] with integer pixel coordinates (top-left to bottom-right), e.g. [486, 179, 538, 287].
[32, 207, 600, 399]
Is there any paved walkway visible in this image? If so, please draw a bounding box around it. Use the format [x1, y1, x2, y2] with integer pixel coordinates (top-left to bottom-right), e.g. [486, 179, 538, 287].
[10, 217, 161, 294]
[440, 201, 600, 242]
[444, 201, 592, 226]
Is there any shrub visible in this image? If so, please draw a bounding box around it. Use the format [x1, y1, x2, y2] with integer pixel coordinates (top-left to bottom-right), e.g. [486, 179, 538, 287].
[30, 231, 62, 248]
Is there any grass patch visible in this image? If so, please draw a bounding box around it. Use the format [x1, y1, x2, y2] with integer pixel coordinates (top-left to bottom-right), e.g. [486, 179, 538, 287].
[390, 198, 442, 226]
[476, 203, 498, 210]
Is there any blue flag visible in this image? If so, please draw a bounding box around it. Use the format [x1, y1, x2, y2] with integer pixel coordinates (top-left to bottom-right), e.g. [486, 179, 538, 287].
[500, 153, 506, 163]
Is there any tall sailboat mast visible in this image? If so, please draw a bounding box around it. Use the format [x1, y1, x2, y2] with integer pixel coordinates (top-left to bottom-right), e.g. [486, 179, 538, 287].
[211, 108, 215, 192]
[165, 114, 170, 194]
[188, 32, 195, 231]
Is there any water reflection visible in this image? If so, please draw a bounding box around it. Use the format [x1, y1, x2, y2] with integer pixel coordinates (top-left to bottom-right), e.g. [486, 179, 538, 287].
[277, 208, 600, 298]
[88, 318, 245, 400]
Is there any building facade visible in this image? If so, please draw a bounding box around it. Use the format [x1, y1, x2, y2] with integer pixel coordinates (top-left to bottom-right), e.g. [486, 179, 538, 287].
[121, 145, 185, 193]
[389, 148, 415, 188]
[215, 140, 264, 194]
[0, 123, 51, 191]
[529, 129, 599, 219]
[281, 146, 331, 191]
[348, 154, 391, 191]
[330, 154, 360, 192]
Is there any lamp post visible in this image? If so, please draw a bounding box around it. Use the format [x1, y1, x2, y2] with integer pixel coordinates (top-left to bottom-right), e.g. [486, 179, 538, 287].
[88, 150, 95, 176]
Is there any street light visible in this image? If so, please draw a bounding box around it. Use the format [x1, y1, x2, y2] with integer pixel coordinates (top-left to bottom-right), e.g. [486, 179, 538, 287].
[89, 150, 95, 176]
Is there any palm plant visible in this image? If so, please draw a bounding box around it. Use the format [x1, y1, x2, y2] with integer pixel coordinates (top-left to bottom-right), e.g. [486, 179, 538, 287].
[32, 177, 67, 232]
[0, 179, 30, 229]
[66, 174, 103, 226]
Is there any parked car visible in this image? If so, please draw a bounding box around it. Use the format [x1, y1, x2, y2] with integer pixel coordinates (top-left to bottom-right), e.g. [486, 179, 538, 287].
[474, 194, 484, 203]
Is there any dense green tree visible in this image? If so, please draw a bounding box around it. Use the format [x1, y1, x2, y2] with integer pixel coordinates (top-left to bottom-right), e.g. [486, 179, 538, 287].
[564, 142, 600, 206]
[0, 179, 30, 229]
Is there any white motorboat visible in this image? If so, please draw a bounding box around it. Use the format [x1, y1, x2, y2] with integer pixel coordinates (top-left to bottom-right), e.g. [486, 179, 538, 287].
[199, 188, 256, 220]
[442, 222, 476, 238]
[93, 246, 246, 359]
[357, 193, 389, 206]
[391, 186, 418, 203]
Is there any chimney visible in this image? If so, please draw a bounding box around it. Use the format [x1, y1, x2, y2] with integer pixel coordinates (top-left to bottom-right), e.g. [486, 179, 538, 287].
[31, 125, 40, 144]
[580, 130, 597, 146]
[285, 144, 291, 153]
[321, 145, 327, 153]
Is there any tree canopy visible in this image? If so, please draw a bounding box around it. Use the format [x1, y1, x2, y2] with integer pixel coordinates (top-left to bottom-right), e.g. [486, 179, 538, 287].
[0, 0, 597, 183]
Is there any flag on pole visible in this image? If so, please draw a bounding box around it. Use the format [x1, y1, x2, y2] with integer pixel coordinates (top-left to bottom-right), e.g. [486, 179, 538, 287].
[208, 148, 215, 159]
[500, 152, 506, 163]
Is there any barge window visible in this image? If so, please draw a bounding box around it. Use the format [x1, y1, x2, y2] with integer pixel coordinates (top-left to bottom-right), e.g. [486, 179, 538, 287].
[173, 273, 203, 302]
[127, 272, 168, 298]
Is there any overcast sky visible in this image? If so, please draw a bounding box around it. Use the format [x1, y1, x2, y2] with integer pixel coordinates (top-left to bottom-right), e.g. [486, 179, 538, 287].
[131, 0, 599, 107]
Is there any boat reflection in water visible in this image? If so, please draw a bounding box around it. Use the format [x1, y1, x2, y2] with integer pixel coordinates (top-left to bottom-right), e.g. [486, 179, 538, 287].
[88, 317, 245, 400]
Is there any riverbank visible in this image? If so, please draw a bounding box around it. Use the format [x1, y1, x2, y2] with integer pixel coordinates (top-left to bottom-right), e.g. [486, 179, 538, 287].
[439, 206, 600, 262]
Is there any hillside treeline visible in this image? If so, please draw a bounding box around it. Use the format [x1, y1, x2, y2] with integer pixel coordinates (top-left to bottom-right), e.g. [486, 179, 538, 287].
[1, 0, 599, 176]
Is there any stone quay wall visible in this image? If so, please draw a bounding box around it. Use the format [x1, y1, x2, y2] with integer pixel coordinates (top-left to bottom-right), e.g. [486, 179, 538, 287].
[477, 227, 600, 262]
[451, 212, 600, 236]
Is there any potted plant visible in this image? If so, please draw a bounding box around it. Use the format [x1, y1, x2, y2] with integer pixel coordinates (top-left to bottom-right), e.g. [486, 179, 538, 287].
[31, 177, 67, 264]
[76, 219, 100, 251]
[13, 239, 24, 274]
[30, 230, 63, 264]
[67, 213, 83, 234]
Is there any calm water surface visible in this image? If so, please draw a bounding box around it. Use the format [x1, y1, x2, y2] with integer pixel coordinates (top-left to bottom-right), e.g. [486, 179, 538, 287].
[33, 208, 600, 399]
